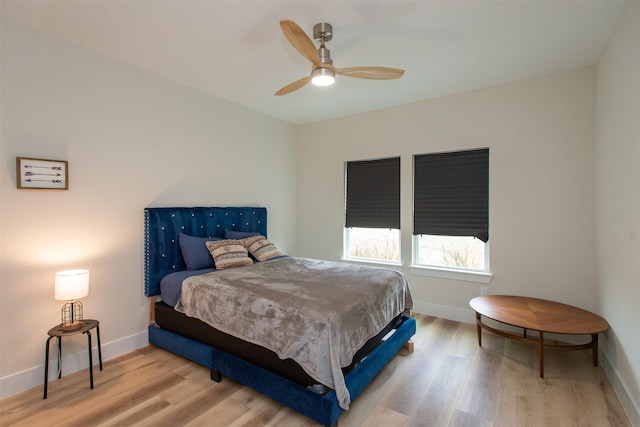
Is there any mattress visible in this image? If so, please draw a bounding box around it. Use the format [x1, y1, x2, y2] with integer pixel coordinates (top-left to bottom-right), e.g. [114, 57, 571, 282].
[154, 300, 405, 388]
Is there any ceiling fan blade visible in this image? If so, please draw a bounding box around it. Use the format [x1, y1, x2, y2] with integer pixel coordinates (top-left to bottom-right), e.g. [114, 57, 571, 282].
[280, 20, 320, 67]
[335, 66, 405, 80]
[274, 75, 312, 96]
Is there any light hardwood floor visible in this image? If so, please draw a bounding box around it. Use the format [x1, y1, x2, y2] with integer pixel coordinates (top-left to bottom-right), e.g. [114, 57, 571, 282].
[0, 314, 631, 427]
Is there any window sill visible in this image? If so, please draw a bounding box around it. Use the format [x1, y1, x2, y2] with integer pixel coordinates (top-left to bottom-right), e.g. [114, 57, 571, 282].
[409, 265, 493, 284]
[341, 258, 403, 270]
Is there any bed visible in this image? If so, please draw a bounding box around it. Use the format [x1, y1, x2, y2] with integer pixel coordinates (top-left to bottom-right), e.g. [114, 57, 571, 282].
[144, 206, 416, 426]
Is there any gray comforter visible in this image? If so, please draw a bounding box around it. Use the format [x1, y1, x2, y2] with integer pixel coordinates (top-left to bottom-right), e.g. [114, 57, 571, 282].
[175, 257, 413, 410]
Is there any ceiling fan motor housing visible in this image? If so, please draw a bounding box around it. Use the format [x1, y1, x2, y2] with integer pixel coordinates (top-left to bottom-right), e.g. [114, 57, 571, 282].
[318, 47, 332, 65]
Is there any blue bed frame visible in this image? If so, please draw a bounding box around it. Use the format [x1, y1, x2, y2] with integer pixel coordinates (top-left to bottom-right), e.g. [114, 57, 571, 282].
[144, 206, 416, 426]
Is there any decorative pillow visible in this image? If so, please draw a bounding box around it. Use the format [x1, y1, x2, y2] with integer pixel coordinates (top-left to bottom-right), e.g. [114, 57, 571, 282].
[206, 239, 253, 270]
[179, 233, 221, 270]
[243, 235, 282, 262]
[224, 230, 260, 240]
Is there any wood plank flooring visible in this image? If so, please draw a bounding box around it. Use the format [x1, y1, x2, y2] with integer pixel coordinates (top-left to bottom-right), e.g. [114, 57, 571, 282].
[0, 314, 631, 426]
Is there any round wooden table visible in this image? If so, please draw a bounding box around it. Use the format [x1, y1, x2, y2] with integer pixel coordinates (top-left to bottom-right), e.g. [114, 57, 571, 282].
[469, 295, 609, 377]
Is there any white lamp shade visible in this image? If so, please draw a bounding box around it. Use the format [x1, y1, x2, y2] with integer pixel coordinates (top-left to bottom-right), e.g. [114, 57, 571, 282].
[55, 269, 90, 301]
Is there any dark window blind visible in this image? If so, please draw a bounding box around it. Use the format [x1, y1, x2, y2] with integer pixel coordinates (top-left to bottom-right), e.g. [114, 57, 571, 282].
[413, 148, 489, 242]
[345, 157, 400, 229]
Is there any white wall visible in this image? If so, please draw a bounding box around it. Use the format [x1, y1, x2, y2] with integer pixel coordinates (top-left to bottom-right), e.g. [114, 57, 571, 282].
[0, 19, 297, 398]
[595, 2, 640, 425]
[297, 68, 597, 322]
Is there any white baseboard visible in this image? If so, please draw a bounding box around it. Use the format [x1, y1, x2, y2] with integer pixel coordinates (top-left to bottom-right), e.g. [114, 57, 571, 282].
[412, 299, 476, 324]
[0, 329, 148, 400]
[601, 351, 640, 427]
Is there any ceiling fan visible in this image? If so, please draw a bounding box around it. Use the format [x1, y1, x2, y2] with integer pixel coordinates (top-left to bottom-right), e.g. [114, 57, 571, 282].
[275, 20, 405, 96]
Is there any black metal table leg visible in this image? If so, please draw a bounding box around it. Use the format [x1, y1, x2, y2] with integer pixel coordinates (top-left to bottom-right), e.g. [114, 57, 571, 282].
[96, 325, 103, 370]
[57, 336, 62, 379]
[85, 330, 94, 389]
[43, 336, 55, 399]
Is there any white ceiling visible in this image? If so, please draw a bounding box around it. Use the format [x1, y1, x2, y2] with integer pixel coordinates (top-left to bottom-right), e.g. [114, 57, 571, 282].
[1, 1, 628, 125]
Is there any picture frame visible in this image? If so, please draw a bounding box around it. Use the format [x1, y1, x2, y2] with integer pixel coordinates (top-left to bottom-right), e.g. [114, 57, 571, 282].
[16, 157, 69, 190]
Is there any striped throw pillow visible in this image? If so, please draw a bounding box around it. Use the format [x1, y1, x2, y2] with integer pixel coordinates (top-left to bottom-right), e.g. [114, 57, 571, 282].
[244, 235, 282, 262]
[206, 239, 253, 270]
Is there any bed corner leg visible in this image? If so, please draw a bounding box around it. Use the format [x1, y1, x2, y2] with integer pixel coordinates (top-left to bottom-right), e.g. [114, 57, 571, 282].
[149, 296, 157, 325]
[211, 369, 222, 382]
[404, 339, 414, 353]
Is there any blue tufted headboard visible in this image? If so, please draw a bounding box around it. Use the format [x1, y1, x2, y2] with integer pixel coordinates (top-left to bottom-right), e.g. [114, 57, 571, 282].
[144, 207, 267, 297]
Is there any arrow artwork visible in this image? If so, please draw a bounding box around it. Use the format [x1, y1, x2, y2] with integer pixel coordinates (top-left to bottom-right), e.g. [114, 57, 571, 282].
[16, 157, 69, 190]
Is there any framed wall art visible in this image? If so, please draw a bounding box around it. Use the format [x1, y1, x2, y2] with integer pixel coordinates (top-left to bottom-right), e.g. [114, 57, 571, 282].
[16, 157, 69, 190]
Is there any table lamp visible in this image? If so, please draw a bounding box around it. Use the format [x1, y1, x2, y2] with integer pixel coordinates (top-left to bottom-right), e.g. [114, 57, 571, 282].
[55, 269, 90, 331]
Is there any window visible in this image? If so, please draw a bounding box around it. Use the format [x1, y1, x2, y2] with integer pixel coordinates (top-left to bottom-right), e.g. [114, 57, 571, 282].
[413, 148, 489, 272]
[344, 157, 400, 263]
[345, 227, 400, 262]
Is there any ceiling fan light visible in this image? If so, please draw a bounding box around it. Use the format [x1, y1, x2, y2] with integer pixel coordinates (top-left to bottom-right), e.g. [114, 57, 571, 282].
[311, 68, 335, 86]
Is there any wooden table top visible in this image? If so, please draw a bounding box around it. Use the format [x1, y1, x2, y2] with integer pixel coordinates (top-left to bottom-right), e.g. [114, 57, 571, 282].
[469, 295, 608, 335]
[47, 319, 99, 337]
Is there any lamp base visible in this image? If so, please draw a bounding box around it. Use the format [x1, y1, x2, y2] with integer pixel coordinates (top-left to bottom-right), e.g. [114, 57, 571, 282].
[61, 320, 84, 332]
[61, 300, 84, 332]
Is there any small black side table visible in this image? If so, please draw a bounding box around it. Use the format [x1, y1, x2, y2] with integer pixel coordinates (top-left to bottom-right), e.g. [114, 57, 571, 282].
[43, 319, 103, 399]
